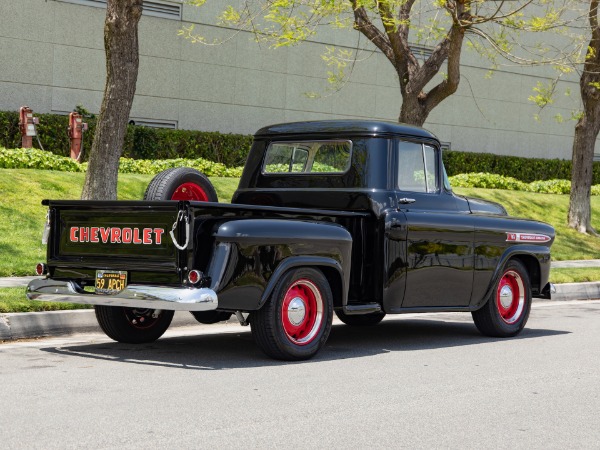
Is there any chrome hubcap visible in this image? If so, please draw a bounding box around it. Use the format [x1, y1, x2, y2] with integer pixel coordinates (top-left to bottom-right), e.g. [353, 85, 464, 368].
[287, 297, 306, 325]
[499, 285, 513, 308]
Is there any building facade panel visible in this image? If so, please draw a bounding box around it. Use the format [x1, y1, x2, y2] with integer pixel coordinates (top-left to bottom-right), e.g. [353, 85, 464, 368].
[0, 0, 597, 161]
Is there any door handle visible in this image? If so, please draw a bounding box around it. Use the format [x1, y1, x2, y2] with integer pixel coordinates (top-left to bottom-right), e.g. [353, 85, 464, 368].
[398, 198, 416, 204]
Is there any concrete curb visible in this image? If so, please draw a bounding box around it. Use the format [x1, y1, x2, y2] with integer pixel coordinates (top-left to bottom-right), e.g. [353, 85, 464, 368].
[0, 276, 41, 288]
[552, 282, 600, 302]
[1, 283, 598, 341]
[0, 310, 235, 341]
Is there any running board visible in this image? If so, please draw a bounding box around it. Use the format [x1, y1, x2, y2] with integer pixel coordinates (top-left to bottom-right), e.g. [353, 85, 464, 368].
[342, 303, 382, 315]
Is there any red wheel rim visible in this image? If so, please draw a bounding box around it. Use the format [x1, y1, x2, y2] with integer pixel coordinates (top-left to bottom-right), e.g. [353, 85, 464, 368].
[281, 279, 324, 346]
[496, 270, 525, 324]
[123, 308, 161, 330]
[171, 182, 209, 201]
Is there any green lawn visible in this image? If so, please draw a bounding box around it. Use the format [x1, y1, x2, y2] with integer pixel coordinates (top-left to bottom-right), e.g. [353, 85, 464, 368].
[0, 169, 239, 277]
[0, 170, 599, 313]
[453, 187, 600, 261]
[0, 287, 92, 313]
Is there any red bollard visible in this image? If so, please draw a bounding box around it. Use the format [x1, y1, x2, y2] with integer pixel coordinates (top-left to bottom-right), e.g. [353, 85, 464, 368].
[68, 112, 88, 161]
[19, 106, 38, 148]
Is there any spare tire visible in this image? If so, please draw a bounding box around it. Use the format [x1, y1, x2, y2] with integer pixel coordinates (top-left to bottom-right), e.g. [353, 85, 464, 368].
[144, 167, 218, 202]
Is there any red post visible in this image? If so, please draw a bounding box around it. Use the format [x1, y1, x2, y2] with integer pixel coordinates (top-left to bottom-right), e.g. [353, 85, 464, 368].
[19, 106, 37, 148]
[68, 112, 87, 161]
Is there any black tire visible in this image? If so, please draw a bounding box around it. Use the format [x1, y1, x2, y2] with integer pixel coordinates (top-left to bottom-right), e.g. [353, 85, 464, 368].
[94, 306, 174, 344]
[251, 267, 333, 361]
[335, 310, 386, 326]
[190, 311, 233, 324]
[471, 259, 532, 337]
[144, 167, 218, 202]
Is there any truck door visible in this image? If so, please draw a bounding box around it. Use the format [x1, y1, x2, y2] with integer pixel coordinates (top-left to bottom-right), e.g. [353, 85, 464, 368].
[392, 141, 475, 310]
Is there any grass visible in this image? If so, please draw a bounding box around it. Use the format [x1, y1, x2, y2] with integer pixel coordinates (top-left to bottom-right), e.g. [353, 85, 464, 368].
[1, 170, 599, 313]
[550, 268, 600, 284]
[0, 169, 239, 277]
[0, 287, 92, 313]
[453, 187, 600, 261]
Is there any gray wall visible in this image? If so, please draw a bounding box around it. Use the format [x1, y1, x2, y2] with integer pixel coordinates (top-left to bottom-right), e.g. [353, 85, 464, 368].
[0, 0, 593, 160]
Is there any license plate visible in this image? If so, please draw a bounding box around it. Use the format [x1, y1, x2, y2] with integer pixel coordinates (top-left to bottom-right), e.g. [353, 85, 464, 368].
[95, 270, 127, 295]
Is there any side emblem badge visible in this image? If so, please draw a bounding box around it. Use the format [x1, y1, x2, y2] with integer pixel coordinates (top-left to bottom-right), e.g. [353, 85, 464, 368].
[506, 232, 551, 243]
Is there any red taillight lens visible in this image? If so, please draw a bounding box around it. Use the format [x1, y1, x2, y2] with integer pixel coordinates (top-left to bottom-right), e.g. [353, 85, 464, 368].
[188, 270, 202, 285]
[35, 263, 47, 276]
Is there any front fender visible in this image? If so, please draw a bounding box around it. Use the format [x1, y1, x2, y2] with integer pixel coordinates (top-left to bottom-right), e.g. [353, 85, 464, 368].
[472, 245, 551, 310]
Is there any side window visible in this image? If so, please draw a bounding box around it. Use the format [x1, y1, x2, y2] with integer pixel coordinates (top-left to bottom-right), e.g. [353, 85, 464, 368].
[398, 141, 439, 193]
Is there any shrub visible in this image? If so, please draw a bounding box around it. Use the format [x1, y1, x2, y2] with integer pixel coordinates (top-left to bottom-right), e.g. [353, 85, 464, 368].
[448, 172, 600, 196]
[449, 173, 527, 190]
[0, 148, 84, 172]
[0, 147, 242, 177]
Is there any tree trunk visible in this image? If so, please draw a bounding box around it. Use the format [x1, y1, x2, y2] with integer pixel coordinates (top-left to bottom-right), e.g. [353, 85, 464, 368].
[568, 109, 600, 233]
[399, 95, 428, 127]
[81, 0, 142, 200]
[568, 0, 600, 234]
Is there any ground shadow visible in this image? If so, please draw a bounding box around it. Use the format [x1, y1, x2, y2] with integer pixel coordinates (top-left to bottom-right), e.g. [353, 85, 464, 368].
[41, 316, 570, 371]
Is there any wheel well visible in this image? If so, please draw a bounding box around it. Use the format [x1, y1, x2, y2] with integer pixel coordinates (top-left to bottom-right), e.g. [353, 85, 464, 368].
[510, 255, 541, 294]
[317, 266, 343, 309]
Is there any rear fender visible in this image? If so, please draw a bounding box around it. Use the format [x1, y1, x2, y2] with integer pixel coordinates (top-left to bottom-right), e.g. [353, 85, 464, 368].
[259, 256, 345, 309]
[209, 219, 352, 311]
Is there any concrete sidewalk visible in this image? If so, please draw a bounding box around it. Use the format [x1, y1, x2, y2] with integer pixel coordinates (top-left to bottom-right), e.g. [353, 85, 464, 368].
[1, 265, 599, 341]
[551, 260, 600, 268]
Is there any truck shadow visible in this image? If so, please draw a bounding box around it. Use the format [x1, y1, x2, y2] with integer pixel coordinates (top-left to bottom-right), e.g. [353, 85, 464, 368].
[40, 317, 570, 370]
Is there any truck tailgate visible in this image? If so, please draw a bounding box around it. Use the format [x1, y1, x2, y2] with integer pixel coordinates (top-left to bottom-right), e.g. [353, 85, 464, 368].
[45, 200, 184, 282]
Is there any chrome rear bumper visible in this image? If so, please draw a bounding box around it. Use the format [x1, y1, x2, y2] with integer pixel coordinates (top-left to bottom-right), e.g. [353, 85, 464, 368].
[26, 278, 218, 312]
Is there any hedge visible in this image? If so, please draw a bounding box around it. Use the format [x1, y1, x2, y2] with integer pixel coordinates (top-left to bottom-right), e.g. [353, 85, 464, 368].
[3, 109, 600, 183]
[0, 148, 243, 177]
[449, 172, 600, 196]
[0, 110, 251, 167]
[442, 150, 600, 185]
[4, 147, 600, 195]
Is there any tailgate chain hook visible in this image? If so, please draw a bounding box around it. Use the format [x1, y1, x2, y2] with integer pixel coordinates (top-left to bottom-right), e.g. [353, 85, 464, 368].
[170, 210, 190, 251]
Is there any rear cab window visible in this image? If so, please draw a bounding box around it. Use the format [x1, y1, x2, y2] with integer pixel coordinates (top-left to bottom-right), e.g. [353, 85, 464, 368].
[263, 141, 352, 175]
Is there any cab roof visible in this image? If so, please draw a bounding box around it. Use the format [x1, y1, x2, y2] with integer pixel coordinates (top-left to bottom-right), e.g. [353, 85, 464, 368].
[254, 120, 438, 141]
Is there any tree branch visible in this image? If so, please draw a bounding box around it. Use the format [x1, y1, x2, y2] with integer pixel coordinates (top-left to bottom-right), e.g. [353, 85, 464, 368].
[350, 1, 395, 64]
[425, 25, 465, 113]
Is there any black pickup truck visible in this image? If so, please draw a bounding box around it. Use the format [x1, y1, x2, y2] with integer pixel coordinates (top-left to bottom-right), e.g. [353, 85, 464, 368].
[27, 120, 554, 360]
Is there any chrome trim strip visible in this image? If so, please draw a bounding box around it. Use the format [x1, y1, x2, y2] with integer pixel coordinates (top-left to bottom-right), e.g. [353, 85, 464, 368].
[26, 278, 218, 312]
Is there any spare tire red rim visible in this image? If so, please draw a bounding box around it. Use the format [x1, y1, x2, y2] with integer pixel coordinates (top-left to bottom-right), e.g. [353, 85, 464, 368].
[171, 182, 209, 201]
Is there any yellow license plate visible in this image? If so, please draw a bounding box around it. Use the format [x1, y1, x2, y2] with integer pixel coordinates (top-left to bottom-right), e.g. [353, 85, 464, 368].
[95, 270, 127, 294]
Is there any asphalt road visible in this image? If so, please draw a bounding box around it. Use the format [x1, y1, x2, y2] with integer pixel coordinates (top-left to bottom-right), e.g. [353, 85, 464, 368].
[1, 300, 599, 449]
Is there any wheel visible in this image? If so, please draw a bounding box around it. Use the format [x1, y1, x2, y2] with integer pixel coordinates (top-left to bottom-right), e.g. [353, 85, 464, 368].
[190, 311, 232, 324]
[94, 306, 174, 344]
[144, 167, 218, 202]
[251, 267, 333, 361]
[471, 259, 532, 337]
[335, 310, 386, 326]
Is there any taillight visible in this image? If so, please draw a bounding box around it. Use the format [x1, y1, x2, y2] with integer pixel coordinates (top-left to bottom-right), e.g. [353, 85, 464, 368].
[35, 263, 47, 276]
[188, 270, 202, 285]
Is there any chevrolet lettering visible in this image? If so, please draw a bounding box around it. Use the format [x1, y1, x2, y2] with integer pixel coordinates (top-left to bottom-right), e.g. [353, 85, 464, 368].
[69, 226, 165, 245]
[27, 120, 555, 361]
